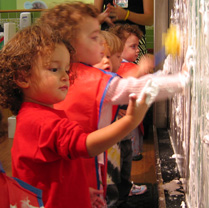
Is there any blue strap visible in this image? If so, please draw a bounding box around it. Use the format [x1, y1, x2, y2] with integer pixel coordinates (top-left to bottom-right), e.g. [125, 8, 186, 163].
[12, 177, 44, 207]
[95, 156, 100, 190]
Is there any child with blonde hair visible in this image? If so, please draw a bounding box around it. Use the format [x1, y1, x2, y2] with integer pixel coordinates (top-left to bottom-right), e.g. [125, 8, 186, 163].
[0, 24, 149, 208]
[94, 30, 124, 73]
[39, 2, 188, 206]
[93, 30, 147, 207]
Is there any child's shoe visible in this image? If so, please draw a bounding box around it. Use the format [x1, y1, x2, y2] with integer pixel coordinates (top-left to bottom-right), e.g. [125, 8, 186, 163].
[129, 183, 147, 196]
[132, 153, 143, 161]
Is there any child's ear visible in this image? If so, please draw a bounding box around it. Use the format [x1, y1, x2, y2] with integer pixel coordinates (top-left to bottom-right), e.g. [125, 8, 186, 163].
[13, 73, 30, 89]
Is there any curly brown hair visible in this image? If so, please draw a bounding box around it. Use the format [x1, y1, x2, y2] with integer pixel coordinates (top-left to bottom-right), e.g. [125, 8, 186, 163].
[0, 24, 74, 115]
[38, 2, 99, 46]
[108, 23, 143, 43]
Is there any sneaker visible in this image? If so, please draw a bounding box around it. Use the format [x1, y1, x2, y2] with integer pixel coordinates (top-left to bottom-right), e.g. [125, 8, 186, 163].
[132, 153, 143, 161]
[129, 184, 147, 196]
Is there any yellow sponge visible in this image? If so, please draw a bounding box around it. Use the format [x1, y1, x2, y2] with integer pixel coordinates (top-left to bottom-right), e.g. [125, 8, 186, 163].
[163, 24, 180, 57]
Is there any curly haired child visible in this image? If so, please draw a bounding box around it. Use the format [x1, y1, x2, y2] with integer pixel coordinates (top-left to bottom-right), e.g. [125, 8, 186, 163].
[109, 23, 153, 162]
[0, 24, 149, 208]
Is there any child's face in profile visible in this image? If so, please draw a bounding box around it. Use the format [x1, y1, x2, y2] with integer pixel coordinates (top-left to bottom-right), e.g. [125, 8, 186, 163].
[72, 16, 104, 66]
[110, 52, 122, 73]
[93, 45, 113, 72]
[24, 44, 70, 107]
[122, 34, 139, 62]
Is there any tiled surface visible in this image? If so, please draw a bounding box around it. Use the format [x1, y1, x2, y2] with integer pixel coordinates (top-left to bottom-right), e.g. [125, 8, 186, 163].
[146, 26, 154, 50]
[0, 11, 41, 31]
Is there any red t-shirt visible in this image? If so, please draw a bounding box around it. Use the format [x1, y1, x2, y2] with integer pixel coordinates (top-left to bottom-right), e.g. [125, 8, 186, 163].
[12, 102, 92, 208]
[117, 62, 139, 78]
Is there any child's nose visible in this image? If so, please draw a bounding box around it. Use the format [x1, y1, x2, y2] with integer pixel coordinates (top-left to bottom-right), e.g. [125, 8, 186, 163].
[104, 57, 109, 63]
[136, 47, 140, 53]
[61, 70, 69, 80]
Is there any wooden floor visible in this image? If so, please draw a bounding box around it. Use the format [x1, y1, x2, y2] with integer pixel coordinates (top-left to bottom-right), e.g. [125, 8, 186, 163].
[131, 127, 157, 184]
[0, 128, 157, 183]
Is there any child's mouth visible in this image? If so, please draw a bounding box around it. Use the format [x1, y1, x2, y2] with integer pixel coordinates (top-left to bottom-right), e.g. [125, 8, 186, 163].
[60, 85, 68, 91]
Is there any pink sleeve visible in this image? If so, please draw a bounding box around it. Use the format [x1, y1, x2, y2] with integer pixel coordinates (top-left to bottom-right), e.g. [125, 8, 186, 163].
[104, 73, 184, 105]
[151, 73, 184, 102]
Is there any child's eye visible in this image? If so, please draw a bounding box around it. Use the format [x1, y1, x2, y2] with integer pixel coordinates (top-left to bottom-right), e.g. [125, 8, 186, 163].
[49, 68, 58, 72]
[92, 36, 99, 41]
[131, 45, 138, 50]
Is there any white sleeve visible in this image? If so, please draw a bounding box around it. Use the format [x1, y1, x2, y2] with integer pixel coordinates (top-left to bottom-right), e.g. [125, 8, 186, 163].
[104, 73, 184, 105]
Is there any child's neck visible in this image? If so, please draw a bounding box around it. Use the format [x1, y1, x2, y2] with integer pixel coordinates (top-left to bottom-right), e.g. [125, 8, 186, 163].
[24, 97, 53, 108]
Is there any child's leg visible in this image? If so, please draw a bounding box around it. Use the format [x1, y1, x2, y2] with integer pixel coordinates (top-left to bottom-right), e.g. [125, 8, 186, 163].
[116, 139, 133, 205]
[143, 104, 153, 139]
[131, 128, 140, 157]
[138, 128, 143, 153]
[106, 184, 119, 208]
[132, 128, 143, 161]
[106, 143, 121, 207]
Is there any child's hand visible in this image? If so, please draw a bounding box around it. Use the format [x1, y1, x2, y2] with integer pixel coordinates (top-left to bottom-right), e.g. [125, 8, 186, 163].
[182, 62, 188, 74]
[179, 46, 194, 87]
[126, 93, 148, 126]
[89, 187, 106, 208]
[137, 54, 154, 77]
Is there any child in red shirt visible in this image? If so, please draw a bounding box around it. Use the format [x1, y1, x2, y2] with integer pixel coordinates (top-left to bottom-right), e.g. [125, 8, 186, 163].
[0, 24, 149, 208]
[93, 30, 148, 207]
[109, 23, 149, 160]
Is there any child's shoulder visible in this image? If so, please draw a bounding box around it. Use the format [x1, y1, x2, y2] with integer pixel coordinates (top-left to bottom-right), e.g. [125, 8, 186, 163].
[117, 62, 138, 78]
[18, 102, 67, 123]
[73, 63, 118, 80]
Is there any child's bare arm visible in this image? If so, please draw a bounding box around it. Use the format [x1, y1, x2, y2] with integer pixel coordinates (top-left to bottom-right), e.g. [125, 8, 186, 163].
[86, 93, 148, 157]
[136, 54, 154, 77]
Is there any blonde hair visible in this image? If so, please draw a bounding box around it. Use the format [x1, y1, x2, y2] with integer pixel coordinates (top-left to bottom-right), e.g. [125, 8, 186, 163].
[101, 30, 124, 55]
[0, 24, 74, 115]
